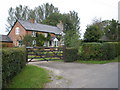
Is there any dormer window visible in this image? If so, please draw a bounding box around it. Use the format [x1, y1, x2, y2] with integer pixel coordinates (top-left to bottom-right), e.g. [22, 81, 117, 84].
[15, 27, 20, 35]
[32, 31, 36, 37]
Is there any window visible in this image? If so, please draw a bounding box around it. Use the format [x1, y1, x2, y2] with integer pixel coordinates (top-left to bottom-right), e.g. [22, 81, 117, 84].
[32, 40, 36, 46]
[43, 33, 48, 38]
[15, 27, 20, 35]
[17, 40, 22, 47]
[32, 31, 36, 37]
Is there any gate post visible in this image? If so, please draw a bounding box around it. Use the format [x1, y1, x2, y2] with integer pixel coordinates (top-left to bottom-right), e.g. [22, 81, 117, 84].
[63, 46, 66, 62]
[26, 47, 28, 63]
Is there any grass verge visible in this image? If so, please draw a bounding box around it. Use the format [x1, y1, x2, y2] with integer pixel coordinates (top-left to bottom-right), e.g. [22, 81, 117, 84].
[76, 56, 120, 64]
[7, 65, 50, 88]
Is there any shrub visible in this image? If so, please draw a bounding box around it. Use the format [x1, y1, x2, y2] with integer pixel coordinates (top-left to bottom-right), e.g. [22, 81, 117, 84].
[79, 42, 120, 60]
[64, 48, 78, 62]
[2, 47, 26, 87]
[80, 43, 102, 60]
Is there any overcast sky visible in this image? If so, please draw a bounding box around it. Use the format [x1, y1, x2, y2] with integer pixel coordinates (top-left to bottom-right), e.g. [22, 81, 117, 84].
[0, 0, 119, 38]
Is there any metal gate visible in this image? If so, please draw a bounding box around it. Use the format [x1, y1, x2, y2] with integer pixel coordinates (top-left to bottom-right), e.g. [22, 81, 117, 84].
[26, 47, 65, 62]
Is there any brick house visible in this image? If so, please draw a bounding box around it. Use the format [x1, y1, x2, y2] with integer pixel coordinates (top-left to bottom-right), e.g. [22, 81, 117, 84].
[8, 19, 63, 47]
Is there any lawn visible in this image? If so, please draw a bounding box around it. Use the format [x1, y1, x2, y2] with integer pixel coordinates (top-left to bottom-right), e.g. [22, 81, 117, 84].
[76, 56, 120, 64]
[7, 65, 51, 88]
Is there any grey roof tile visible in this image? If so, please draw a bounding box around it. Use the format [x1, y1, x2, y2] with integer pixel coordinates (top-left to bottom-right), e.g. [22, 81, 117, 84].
[0, 35, 13, 42]
[18, 20, 62, 34]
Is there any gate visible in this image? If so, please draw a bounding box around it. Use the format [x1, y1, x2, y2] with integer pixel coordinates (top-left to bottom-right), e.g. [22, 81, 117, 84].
[26, 47, 65, 62]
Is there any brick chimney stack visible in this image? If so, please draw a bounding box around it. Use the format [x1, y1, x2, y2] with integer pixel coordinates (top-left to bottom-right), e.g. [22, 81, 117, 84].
[28, 18, 35, 23]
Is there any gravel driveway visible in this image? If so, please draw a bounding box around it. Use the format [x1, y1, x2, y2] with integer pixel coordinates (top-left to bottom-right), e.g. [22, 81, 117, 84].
[28, 61, 119, 88]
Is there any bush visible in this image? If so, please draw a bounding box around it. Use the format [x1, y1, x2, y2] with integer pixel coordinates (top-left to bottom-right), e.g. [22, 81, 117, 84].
[79, 42, 120, 60]
[64, 48, 78, 62]
[2, 47, 26, 87]
[80, 43, 102, 60]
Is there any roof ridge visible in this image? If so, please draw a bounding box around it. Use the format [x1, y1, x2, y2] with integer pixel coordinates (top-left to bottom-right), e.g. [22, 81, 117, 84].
[18, 19, 58, 28]
[18, 19, 62, 34]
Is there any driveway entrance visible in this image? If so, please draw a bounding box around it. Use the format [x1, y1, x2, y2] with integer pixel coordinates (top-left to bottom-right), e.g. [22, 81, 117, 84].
[29, 61, 119, 88]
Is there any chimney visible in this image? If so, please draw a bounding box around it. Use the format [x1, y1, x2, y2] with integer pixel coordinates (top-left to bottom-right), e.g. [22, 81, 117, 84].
[57, 21, 64, 31]
[28, 18, 35, 23]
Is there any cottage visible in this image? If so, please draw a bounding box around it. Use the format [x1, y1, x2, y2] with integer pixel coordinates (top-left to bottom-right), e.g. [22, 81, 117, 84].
[8, 19, 63, 47]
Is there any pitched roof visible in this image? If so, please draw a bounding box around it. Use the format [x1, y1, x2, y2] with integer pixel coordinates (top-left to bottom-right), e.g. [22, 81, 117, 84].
[18, 20, 62, 35]
[0, 35, 13, 42]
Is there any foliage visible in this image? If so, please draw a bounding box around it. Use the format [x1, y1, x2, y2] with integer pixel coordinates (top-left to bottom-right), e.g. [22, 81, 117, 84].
[104, 19, 120, 41]
[7, 65, 50, 88]
[21, 34, 33, 46]
[2, 47, 26, 87]
[79, 42, 120, 60]
[76, 55, 120, 64]
[84, 25, 103, 42]
[64, 30, 80, 48]
[42, 13, 63, 26]
[64, 48, 79, 62]
[35, 33, 46, 46]
[7, 3, 59, 31]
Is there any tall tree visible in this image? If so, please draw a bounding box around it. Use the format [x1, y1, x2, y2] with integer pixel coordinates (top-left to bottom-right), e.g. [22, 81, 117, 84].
[6, 3, 59, 31]
[84, 25, 103, 42]
[6, 5, 30, 31]
[104, 19, 119, 41]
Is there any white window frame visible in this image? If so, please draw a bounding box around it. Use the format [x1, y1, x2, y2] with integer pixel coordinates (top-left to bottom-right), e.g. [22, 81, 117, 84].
[43, 33, 48, 38]
[15, 27, 20, 35]
[32, 31, 36, 37]
[32, 40, 36, 46]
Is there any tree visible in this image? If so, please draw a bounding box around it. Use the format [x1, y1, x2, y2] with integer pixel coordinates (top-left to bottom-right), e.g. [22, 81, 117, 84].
[6, 3, 59, 31]
[84, 25, 103, 42]
[6, 5, 30, 31]
[42, 13, 63, 26]
[35, 33, 46, 46]
[21, 34, 33, 46]
[104, 19, 119, 41]
[64, 30, 80, 48]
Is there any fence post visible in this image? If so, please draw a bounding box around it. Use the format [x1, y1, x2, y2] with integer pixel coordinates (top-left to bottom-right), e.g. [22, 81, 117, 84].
[63, 46, 66, 62]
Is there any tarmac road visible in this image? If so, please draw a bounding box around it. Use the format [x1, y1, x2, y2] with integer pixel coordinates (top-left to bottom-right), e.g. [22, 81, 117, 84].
[29, 61, 119, 88]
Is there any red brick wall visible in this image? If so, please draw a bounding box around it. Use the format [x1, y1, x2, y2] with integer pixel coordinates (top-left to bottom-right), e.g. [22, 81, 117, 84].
[8, 21, 26, 46]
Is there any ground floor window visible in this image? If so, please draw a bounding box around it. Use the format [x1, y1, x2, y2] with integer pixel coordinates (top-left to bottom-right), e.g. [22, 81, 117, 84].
[17, 40, 22, 47]
[32, 40, 36, 46]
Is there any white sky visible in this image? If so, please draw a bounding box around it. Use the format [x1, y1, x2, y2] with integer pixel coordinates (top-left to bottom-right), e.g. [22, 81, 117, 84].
[0, 0, 119, 38]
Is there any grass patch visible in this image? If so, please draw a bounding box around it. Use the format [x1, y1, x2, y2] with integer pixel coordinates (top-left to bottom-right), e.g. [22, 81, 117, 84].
[8, 65, 50, 88]
[76, 56, 120, 64]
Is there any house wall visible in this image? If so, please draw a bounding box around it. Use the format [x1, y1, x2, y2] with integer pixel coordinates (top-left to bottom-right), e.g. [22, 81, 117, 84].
[0, 42, 13, 47]
[8, 21, 26, 46]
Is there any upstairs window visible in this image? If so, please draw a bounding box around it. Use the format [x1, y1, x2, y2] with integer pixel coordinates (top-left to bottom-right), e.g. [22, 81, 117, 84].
[43, 33, 48, 38]
[32, 31, 36, 37]
[15, 27, 20, 35]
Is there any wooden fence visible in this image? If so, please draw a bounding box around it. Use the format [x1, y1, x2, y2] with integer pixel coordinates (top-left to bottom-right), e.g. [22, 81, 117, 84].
[26, 46, 65, 62]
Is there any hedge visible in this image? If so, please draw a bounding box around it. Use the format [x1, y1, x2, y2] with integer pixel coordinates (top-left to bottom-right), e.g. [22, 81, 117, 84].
[64, 48, 78, 62]
[2, 47, 26, 87]
[79, 42, 120, 60]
